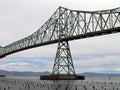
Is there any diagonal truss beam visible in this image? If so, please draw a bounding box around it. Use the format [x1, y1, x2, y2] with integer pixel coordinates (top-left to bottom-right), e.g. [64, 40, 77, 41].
[52, 40, 75, 75]
[0, 7, 120, 58]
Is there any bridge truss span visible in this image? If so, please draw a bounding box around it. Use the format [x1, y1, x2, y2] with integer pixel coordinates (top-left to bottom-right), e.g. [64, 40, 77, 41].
[0, 6, 120, 58]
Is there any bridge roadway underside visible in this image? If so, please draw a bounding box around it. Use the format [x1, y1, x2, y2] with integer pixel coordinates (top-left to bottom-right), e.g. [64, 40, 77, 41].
[1, 27, 120, 58]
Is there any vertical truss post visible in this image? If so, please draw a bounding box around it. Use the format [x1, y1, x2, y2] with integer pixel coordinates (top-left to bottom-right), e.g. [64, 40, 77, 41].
[52, 7, 75, 75]
[52, 40, 75, 75]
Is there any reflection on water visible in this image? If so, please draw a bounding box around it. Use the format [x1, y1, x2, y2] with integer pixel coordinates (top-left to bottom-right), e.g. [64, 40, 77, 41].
[0, 77, 120, 90]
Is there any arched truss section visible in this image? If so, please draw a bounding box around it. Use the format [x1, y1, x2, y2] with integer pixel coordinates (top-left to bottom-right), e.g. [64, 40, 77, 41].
[0, 7, 120, 58]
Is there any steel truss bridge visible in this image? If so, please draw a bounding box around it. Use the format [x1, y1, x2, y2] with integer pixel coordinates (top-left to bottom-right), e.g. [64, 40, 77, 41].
[0, 7, 120, 75]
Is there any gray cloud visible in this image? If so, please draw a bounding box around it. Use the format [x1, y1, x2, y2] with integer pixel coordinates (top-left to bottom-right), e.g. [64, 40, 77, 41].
[74, 54, 120, 73]
[1, 54, 120, 73]
[0, 58, 53, 72]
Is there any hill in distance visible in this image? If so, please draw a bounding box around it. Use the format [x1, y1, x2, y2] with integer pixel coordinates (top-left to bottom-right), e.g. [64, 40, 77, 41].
[0, 70, 120, 77]
[0, 70, 50, 76]
[80, 72, 120, 77]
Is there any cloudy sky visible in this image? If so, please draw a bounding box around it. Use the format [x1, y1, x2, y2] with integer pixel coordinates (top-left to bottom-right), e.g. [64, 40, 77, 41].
[0, 0, 120, 74]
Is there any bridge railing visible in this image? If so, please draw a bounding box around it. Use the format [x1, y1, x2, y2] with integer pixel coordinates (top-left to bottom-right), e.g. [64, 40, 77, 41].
[0, 7, 120, 57]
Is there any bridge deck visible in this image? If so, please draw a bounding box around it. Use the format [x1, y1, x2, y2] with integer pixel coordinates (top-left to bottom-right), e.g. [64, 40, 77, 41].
[0, 27, 120, 58]
[0, 7, 120, 58]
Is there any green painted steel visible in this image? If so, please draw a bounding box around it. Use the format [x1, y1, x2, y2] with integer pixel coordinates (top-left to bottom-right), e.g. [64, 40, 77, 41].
[52, 41, 75, 75]
[0, 6, 120, 75]
[0, 7, 120, 58]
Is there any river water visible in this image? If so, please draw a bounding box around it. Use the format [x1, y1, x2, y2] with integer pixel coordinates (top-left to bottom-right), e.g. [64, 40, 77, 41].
[0, 76, 120, 90]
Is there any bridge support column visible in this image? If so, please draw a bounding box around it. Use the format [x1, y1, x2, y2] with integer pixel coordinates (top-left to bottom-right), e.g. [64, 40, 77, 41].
[52, 40, 75, 75]
[40, 40, 85, 80]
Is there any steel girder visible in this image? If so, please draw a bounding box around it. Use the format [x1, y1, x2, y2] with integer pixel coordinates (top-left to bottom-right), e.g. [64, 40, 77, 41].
[0, 7, 120, 58]
[52, 41, 75, 75]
